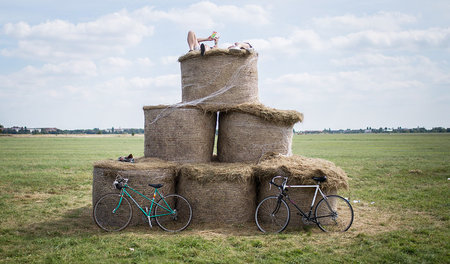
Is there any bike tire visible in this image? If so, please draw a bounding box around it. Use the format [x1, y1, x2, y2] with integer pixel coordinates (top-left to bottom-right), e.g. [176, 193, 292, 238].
[93, 193, 132, 232]
[255, 196, 290, 233]
[314, 195, 353, 232]
[154, 194, 192, 232]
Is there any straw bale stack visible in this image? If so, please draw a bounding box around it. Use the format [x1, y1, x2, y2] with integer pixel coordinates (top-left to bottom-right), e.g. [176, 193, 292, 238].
[213, 103, 303, 163]
[179, 49, 258, 105]
[144, 105, 216, 163]
[254, 154, 347, 230]
[177, 162, 255, 224]
[92, 158, 177, 226]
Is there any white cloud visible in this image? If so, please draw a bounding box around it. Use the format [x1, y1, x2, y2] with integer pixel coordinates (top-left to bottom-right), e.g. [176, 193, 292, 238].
[313, 12, 417, 32]
[102, 57, 133, 68]
[134, 2, 270, 29]
[1, 11, 154, 61]
[161, 56, 179, 65]
[330, 28, 450, 50]
[248, 29, 323, 55]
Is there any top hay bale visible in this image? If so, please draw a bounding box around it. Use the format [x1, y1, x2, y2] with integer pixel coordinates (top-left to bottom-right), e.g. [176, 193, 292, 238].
[179, 48, 259, 106]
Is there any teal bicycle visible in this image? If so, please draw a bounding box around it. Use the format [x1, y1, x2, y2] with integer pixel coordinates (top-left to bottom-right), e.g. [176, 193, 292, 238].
[93, 177, 192, 232]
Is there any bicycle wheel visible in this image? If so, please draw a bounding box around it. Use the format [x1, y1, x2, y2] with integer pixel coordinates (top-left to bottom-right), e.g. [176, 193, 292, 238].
[314, 195, 353, 232]
[154, 194, 192, 232]
[93, 193, 132, 232]
[255, 196, 290, 233]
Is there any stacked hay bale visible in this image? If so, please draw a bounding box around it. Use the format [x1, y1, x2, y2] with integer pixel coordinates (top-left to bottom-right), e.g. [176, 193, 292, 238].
[254, 154, 348, 230]
[92, 48, 349, 229]
[179, 49, 259, 105]
[205, 103, 303, 163]
[144, 105, 216, 163]
[92, 158, 177, 226]
[177, 162, 255, 224]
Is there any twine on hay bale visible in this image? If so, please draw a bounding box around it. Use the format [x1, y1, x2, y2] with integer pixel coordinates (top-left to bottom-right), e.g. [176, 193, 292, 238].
[254, 153, 348, 230]
[92, 158, 177, 226]
[177, 162, 256, 224]
[143, 105, 216, 163]
[179, 48, 259, 105]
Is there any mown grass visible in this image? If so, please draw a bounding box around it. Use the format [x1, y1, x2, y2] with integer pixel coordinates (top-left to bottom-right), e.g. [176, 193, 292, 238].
[0, 134, 449, 263]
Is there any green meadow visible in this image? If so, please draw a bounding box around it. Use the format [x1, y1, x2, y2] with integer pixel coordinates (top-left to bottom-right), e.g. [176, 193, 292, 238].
[0, 134, 449, 263]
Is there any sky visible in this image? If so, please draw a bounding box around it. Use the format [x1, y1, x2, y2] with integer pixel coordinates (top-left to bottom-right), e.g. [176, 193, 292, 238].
[0, 0, 449, 131]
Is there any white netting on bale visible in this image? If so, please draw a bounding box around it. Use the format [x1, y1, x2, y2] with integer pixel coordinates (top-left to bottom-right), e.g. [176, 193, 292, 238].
[92, 158, 177, 226]
[179, 49, 259, 106]
[144, 105, 216, 163]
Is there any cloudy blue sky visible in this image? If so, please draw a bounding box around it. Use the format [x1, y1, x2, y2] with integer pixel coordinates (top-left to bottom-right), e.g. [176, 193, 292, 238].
[1, 0, 449, 130]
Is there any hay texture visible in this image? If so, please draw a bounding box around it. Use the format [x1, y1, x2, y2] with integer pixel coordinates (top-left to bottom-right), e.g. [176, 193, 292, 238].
[144, 105, 216, 163]
[216, 104, 303, 163]
[179, 49, 259, 105]
[254, 154, 347, 230]
[93, 158, 177, 226]
[177, 162, 255, 225]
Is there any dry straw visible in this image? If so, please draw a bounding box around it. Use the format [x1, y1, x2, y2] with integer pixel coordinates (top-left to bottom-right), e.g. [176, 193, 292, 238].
[254, 153, 349, 190]
[200, 102, 304, 126]
[93, 158, 177, 226]
[177, 162, 256, 224]
[179, 48, 259, 105]
[143, 105, 216, 163]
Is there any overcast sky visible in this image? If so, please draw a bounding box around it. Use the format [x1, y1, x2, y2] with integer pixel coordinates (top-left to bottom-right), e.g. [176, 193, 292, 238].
[1, 0, 449, 130]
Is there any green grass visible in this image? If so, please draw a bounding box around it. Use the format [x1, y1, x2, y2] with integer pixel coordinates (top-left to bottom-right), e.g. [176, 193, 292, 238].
[0, 134, 449, 263]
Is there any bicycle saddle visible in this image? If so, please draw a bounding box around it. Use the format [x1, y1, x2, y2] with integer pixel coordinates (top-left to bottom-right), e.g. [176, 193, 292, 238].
[312, 176, 327, 182]
[149, 183, 164, 188]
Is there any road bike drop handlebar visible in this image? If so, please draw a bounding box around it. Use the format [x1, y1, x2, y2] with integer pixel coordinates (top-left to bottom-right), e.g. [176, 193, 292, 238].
[269, 176, 288, 191]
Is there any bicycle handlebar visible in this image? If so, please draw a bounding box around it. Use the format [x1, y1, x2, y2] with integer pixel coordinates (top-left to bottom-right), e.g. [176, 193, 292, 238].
[113, 177, 128, 190]
[269, 176, 288, 191]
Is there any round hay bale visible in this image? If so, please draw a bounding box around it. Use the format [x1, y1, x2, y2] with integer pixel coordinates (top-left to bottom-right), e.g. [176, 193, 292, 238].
[177, 162, 255, 225]
[254, 154, 347, 230]
[217, 111, 294, 163]
[179, 49, 259, 105]
[92, 158, 177, 226]
[144, 105, 216, 163]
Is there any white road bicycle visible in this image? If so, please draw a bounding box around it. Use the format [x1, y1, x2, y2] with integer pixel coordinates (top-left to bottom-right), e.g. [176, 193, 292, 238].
[255, 176, 354, 233]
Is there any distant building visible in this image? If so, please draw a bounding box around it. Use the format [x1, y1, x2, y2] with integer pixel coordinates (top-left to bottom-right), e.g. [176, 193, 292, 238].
[42, 128, 58, 133]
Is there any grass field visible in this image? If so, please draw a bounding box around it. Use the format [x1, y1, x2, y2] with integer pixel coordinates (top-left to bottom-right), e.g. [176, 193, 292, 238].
[0, 134, 449, 263]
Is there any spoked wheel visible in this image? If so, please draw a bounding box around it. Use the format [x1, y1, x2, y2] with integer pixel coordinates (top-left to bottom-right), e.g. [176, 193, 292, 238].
[315, 195, 354, 232]
[93, 193, 132, 232]
[154, 194, 192, 232]
[255, 196, 290, 233]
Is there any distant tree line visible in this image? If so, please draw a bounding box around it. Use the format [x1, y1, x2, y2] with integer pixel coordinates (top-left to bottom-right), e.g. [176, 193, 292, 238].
[297, 127, 450, 134]
[1, 124, 448, 135]
[0, 125, 144, 135]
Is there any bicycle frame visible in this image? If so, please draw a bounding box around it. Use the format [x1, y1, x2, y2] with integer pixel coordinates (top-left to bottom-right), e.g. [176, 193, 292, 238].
[283, 184, 329, 222]
[113, 184, 174, 220]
